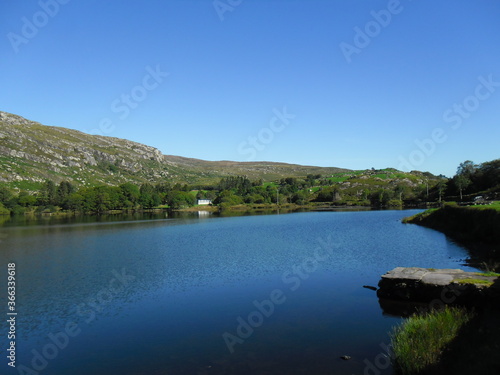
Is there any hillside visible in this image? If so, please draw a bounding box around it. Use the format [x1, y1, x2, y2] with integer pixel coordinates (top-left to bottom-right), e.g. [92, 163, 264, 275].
[0, 111, 348, 189]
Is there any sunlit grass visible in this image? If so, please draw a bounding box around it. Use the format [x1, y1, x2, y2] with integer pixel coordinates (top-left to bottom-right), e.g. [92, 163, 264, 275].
[391, 307, 474, 375]
[475, 271, 500, 277]
[456, 278, 494, 286]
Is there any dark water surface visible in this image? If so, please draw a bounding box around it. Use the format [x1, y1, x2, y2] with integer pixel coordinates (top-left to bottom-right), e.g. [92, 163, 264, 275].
[0, 210, 476, 374]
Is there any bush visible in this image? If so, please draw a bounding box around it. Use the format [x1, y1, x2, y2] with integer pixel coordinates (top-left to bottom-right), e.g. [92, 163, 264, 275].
[10, 205, 27, 215]
[167, 191, 196, 209]
[387, 199, 403, 207]
[0, 203, 10, 215]
[41, 205, 60, 213]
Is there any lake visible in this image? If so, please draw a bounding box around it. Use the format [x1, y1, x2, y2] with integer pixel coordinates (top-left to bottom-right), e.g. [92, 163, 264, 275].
[0, 210, 476, 374]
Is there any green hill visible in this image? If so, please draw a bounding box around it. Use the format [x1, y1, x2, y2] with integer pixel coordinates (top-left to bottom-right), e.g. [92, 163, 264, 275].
[0, 111, 443, 202]
[0, 111, 348, 190]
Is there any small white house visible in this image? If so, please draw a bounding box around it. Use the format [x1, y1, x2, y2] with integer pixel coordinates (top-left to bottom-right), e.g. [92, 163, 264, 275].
[197, 199, 212, 206]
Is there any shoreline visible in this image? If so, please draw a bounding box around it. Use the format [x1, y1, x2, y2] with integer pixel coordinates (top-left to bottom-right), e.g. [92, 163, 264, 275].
[402, 203, 500, 270]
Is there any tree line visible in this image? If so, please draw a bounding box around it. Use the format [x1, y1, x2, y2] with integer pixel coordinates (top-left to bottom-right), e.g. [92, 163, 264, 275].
[0, 181, 197, 214]
[445, 159, 500, 201]
[0, 159, 498, 215]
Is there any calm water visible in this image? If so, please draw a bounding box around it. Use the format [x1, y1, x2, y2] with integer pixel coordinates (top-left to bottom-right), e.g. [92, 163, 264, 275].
[0, 210, 476, 374]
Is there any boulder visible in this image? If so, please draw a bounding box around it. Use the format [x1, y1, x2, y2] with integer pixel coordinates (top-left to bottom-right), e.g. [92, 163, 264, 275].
[377, 267, 500, 307]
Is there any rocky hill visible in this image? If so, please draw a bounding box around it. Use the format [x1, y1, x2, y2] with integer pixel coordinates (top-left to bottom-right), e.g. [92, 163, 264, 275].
[0, 111, 349, 189]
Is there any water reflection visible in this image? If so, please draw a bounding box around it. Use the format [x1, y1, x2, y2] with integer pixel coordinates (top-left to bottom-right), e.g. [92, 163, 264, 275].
[0, 210, 478, 375]
[378, 298, 432, 318]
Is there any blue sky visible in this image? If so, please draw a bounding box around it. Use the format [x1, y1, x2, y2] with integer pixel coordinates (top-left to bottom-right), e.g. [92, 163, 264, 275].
[1, 0, 499, 177]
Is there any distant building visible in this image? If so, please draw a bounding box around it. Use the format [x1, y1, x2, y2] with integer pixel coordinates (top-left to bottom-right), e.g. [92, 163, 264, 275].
[197, 199, 212, 206]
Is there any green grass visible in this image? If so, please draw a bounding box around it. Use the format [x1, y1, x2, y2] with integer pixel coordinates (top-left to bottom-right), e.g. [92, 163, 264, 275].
[470, 200, 500, 211]
[476, 271, 500, 277]
[456, 278, 494, 286]
[401, 208, 438, 223]
[263, 182, 278, 188]
[391, 307, 474, 375]
[327, 176, 349, 183]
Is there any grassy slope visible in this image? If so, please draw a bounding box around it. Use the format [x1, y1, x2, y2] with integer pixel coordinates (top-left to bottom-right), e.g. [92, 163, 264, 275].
[0, 111, 349, 188]
[1, 111, 440, 191]
[161, 155, 350, 185]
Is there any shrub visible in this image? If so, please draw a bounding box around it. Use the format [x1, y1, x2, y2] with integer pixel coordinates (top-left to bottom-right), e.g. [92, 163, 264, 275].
[387, 199, 403, 207]
[0, 202, 10, 215]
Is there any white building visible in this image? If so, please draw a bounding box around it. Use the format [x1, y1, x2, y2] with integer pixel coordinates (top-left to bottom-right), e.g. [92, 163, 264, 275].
[197, 199, 212, 206]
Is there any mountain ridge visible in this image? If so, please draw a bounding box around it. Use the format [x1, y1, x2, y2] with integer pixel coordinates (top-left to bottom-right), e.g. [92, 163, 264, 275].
[0, 111, 350, 189]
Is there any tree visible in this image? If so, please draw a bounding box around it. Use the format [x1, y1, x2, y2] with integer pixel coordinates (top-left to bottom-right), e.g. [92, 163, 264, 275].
[244, 193, 265, 204]
[94, 187, 112, 213]
[56, 181, 75, 206]
[0, 202, 10, 215]
[436, 179, 447, 203]
[213, 190, 244, 206]
[369, 189, 394, 206]
[291, 190, 309, 205]
[218, 176, 252, 195]
[39, 180, 57, 206]
[120, 183, 140, 206]
[476, 159, 500, 191]
[17, 192, 37, 207]
[78, 188, 97, 212]
[457, 160, 477, 177]
[66, 193, 85, 212]
[306, 174, 318, 187]
[0, 186, 13, 206]
[204, 190, 217, 200]
[155, 182, 172, 194]
[394, 185, 405, 201]
[455, 174, 471, 201]
[167, 191, 196, 209]
[139, 183, 161, 208]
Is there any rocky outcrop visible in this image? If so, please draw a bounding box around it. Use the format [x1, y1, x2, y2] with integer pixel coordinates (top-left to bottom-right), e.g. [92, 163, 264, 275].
[377, 267, 500, 307]
[0, 111, 171, 186]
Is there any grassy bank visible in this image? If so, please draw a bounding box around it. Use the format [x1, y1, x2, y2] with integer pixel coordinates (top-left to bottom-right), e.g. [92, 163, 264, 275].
[403, 203, 500, 268]
[397, 203, 500, 373]
[391, 307, 473, 375]
[403, 202, 500, 244]
[391, 306, 500, 375]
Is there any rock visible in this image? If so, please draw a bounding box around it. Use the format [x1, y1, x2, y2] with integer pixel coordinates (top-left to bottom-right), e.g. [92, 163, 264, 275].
[363, 285, 377, 291]
[377, 267, 500, 307]
[340, 355, 351, 360]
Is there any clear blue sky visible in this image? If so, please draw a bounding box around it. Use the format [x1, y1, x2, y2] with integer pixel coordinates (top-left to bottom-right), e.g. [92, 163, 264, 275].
[1, 0, 499, 177]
